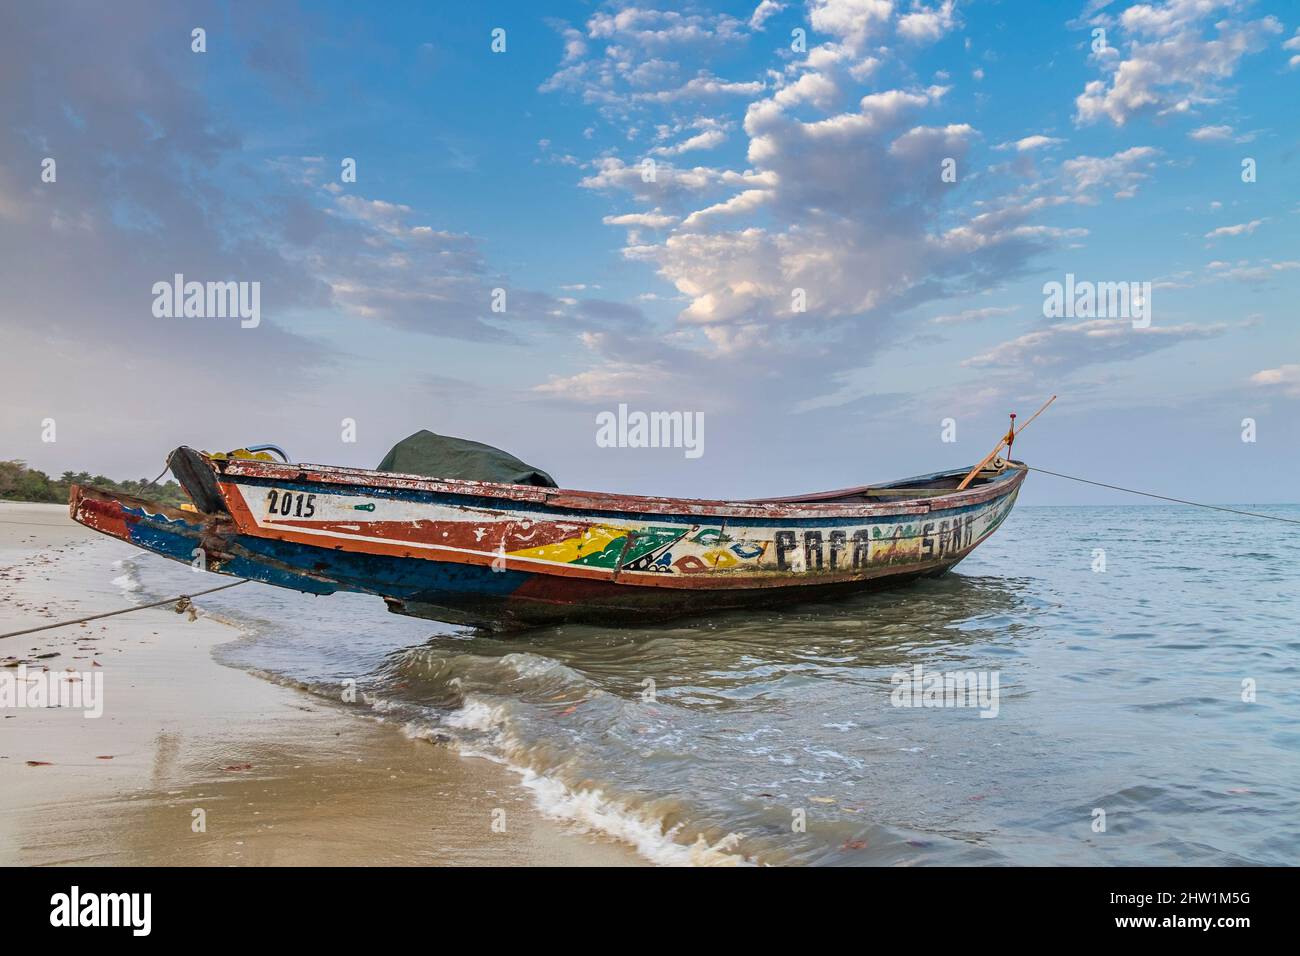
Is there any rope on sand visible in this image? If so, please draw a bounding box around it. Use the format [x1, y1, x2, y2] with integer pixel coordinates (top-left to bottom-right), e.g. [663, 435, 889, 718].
[0, 580, 250, 641]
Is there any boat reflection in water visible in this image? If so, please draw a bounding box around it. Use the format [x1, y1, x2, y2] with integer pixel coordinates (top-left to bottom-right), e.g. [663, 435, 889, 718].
[363, 569, 1034, 865]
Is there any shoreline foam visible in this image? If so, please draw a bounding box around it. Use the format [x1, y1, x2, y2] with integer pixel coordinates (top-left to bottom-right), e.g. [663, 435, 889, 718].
[0, 501, 642, 866]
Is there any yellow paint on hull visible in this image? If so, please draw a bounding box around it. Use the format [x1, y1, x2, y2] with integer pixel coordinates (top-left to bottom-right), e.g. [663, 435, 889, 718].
[507, 523, 629, 563]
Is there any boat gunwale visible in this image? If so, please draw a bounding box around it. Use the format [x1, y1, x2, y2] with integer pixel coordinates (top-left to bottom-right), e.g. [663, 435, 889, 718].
[210, 456, 1028, 520]
[69, 483, 205, 527]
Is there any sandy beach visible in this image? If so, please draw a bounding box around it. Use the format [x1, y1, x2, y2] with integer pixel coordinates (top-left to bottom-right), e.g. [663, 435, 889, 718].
[0, 501, 640, 866]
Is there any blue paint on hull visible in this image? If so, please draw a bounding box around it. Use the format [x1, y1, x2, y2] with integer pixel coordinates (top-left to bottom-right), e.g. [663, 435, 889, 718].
[120, 506, 533, 604]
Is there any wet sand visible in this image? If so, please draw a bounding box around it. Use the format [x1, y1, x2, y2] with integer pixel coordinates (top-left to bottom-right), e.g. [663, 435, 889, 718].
[0, 502, 641, 866]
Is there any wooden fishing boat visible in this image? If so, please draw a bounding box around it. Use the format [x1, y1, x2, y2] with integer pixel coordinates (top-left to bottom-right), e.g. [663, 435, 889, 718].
[69, 446, 1026, 629]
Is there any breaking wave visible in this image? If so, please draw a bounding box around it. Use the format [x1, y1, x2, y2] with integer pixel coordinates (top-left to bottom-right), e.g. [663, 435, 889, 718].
[368, 649, 753, 866]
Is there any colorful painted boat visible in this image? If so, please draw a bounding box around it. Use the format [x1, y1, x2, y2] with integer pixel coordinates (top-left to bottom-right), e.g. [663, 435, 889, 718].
[69, 447, 1026, 629]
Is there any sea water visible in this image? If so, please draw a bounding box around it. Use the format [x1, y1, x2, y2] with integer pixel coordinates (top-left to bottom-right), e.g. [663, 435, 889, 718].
[113, 505, 1300, 866]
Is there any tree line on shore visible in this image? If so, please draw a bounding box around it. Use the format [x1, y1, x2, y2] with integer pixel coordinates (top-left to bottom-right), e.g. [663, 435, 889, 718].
[0, 460, 190, 507]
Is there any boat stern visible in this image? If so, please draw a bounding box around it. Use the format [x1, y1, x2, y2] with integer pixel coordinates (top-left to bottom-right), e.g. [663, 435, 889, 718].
[69, 484, 224, 559]
[68, 483, 343, 596]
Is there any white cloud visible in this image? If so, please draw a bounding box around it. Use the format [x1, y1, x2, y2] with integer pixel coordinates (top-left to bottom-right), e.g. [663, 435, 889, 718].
[532, 332, 675, 400]
[680, 188, 773, 229]
[334, 195, 414, 233]
[964, 319, 1227, 371]
[995, 135, 1065, 152]
[888, 122, 976, 159]
[600, 76, 1055, 350]
[1188, 124, 1232, 141]
[931, 305, 1017, 325]
[1061, 146, 1160, 200]
[897, 0, 959, 44]
[1204, 257, 1299, 282]
[808, 0, 895, 51]
[540, 8, 762, 111]
[537, 0, 1100, 411]
[1074, 2, 1282, 126]
[636, 72, 766, 103]
[559, 27, 587, 64]
[603, 209, 679, 229]
[770, 70, 842, 110]
[587, 7, 745, 47]
[534, 363, 665, 401]
[1204, 218, 1264, 239]
[1251, 364, 1300, 398]
[1064, 0, 1121, 32]
[651, 128, 728, 155]
[749, 1, 785, 31]
[1285, 27, 1300, 68]
[580, 157, 777, 203]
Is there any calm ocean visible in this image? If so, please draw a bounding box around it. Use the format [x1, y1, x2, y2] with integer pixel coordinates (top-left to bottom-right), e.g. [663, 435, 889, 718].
[115, 503, 1300, 865]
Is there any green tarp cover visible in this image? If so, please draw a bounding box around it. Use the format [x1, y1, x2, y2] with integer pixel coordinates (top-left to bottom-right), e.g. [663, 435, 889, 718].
[376, 430, 557, 488]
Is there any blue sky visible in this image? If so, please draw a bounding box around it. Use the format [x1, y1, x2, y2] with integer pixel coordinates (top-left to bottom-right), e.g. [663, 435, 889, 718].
[1, 0, 1297, 503]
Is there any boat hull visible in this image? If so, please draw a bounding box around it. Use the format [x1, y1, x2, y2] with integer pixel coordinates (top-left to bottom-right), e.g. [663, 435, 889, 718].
[70, 455, 1025, 629]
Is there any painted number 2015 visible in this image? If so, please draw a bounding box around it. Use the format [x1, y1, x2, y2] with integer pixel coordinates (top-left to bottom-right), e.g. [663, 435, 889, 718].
[266, 489, 316, 518]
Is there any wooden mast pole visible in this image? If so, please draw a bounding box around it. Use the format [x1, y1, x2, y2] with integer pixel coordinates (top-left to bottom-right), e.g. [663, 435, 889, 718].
[956, 394, 1057, 491]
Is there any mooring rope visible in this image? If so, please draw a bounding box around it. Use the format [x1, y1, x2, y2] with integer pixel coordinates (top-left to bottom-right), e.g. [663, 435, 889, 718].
[0, 579, 250, 641]
[1028, 466, 1300, 526]
[0, 464, 260, 641]
[0, 519, 82, 528]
